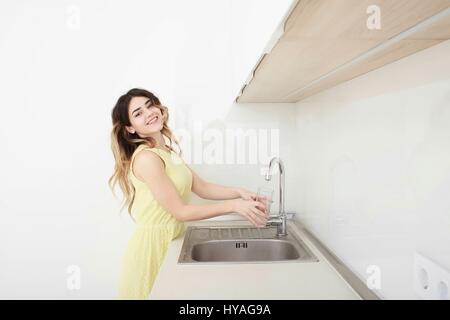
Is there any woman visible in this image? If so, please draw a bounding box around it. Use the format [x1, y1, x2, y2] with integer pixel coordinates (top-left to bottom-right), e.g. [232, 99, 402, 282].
[109, 88, 268, 300]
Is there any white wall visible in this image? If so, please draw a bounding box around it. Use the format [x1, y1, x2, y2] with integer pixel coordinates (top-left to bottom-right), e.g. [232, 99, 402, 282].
[0, 0, 294, 299]
[293, 40, 450, 299]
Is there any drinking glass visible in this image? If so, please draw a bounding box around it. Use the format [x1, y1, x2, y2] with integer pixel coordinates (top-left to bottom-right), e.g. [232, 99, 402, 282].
[256, 186, 274, 216]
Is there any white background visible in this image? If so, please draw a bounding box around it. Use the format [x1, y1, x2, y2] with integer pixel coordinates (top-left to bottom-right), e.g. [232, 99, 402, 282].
[0, 0, 293, 299]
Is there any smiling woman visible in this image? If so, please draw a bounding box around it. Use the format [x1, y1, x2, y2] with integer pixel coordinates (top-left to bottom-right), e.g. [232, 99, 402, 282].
[108, 88, 269, 299]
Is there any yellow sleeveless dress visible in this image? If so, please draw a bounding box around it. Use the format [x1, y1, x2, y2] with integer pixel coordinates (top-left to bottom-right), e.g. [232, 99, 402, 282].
[117, 144, 192, 299]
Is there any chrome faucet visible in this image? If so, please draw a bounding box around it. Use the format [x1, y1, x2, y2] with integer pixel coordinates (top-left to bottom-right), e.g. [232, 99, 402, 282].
[264, 157, 287, 237]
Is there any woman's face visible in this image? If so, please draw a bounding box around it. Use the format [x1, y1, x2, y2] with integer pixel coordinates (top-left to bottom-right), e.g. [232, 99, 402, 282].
[126, 96, 164, 137]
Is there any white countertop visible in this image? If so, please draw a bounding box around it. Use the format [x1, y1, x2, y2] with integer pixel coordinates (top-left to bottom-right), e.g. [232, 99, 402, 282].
[149, 219, 361, 300]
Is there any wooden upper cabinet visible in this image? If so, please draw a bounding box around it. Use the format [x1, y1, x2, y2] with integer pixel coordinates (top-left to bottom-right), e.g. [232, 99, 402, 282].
[235, 0, 450, 103]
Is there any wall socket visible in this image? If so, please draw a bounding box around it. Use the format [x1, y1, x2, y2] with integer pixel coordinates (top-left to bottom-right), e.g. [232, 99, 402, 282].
[414, 252, 450, 300]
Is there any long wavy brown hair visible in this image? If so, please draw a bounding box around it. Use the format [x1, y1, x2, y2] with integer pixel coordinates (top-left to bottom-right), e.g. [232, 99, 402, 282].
[108, 88, 181, 219]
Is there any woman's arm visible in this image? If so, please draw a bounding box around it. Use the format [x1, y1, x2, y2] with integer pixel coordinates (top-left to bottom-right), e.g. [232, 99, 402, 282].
[187, 165, 255, 201]
[133, 150, 267, 225]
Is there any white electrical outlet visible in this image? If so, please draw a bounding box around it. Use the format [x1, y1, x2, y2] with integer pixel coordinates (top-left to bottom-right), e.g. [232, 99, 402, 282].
[414, 252, 450, 300]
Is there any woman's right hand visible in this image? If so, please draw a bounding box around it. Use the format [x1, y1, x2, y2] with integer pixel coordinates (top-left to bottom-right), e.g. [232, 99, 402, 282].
[231, 199, 268, 227]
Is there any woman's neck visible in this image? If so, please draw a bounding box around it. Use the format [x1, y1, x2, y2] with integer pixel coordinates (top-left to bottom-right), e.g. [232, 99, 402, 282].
[149, 131, 167, 149]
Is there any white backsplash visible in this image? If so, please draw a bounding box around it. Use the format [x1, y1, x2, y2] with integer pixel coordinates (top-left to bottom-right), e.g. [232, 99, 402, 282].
[293, 40, 450, 299]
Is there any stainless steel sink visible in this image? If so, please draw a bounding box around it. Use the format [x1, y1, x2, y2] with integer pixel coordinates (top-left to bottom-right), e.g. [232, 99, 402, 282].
[178, 225, 319, 264]
[191, 239, 300, 262]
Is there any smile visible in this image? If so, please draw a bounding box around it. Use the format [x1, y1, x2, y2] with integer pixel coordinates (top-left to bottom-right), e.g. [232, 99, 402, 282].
[146, 115, 159, 125]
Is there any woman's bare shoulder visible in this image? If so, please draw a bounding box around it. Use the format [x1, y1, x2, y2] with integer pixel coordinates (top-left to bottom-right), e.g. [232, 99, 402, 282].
[133, 148, 166, 179]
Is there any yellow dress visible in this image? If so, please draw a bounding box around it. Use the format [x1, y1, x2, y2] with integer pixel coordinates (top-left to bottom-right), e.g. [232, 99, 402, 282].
[117, 144, 192, 299]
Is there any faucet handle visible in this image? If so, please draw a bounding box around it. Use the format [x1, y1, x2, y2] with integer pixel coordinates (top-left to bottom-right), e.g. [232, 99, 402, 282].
[266, 216, 282, 227]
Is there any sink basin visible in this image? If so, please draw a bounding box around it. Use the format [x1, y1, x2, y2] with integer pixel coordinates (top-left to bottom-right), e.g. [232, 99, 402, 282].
[191, 239, 300, 262]
[178, 225, 319, 264]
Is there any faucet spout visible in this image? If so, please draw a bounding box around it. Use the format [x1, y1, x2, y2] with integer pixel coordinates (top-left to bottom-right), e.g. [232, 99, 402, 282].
[265, 157, 287, 237]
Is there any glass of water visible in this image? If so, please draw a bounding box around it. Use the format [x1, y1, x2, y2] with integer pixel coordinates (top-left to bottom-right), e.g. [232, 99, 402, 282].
[256, 186, 274, 216]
